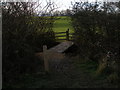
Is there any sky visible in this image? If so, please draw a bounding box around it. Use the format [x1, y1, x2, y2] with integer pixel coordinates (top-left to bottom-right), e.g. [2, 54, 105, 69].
[40, 0, 99, 11]
[54, 0, 100, 10]
[1, 0, 119, 11]
[39, 0, 120, 11]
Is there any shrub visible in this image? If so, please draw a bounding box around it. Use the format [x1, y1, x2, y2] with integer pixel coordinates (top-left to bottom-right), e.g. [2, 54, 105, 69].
[71, 2, 120, 84]
[2, 2, 56, 87]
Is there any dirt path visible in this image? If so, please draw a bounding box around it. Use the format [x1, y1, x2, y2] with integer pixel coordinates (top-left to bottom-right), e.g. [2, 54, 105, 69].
[15, 54, 118, 88]
[42, 56, 115, 88]
[12, 41, 118, 88]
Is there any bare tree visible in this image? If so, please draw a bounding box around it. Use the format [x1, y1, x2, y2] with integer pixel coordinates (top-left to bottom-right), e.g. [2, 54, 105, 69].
[32, 0, 58, 16]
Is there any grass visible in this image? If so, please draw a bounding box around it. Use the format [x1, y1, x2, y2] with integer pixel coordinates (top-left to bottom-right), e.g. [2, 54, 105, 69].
[4, 57, 118, 88]
[53, 16, 73, 33]
[74, 60, 98, 76]
[53, 16, 74, 41]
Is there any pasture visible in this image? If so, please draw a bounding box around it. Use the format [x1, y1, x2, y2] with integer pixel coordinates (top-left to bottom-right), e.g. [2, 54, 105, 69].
[53, 16, 73, 32]
[53, 16, 74, 41]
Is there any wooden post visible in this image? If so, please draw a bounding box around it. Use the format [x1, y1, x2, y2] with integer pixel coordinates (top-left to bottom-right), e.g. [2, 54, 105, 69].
[43, 45, 49, 73]
[66, 28, 69, 41]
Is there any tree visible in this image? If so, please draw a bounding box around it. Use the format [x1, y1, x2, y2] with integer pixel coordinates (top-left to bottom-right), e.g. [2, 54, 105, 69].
[66, 9, 72, 16]
[71, 1, 120, 76]
[2, 1, 57, 87]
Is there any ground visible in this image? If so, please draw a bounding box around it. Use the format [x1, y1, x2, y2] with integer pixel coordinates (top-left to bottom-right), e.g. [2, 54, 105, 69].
[4, 16, 118, 88]
[9, 54, 118, 88]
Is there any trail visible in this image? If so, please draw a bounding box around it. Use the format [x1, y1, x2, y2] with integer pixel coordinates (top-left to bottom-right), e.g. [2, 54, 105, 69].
[16, 55, 117, 88]
[13, 41, 118, 88]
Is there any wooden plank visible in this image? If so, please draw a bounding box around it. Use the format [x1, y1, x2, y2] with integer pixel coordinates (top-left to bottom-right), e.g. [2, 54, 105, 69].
[43, 45, 49, 73]
[48, 41, 74, 53]
[36, 41, 74, 73]
[55, 32, 66, 34]
[55, 35, 66, 37]
[55, 39, 66, 40]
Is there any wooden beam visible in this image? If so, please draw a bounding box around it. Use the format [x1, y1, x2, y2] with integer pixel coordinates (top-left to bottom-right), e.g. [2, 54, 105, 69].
[43, 45, 49, 73]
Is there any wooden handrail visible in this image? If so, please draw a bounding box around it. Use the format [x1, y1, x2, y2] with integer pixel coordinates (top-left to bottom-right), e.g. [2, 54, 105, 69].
[55, 32, 66, 34]
[55, 28, 75, 41]
[55, 35, 66, 37]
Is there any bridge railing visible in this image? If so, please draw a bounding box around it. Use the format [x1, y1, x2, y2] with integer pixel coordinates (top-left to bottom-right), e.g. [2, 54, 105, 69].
[55, 29, 75, 41]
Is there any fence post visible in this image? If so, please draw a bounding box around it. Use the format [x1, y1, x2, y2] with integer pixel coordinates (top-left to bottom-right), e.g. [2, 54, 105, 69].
[43, 45, 49, 73]
[66, 28, 69, 41]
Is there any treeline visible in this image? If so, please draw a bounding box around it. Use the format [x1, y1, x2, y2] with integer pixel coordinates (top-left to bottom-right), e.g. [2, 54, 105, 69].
[71, 2, 120, 84]
[2, 2, 56, 87]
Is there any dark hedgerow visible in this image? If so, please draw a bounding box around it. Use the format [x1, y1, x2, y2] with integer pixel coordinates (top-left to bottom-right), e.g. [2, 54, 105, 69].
[2, 2, 56, 87]
[71, 1, 120, 84]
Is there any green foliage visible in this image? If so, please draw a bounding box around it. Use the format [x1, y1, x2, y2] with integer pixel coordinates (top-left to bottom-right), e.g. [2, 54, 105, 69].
[71, 2, 120, 62]
[2, 2, 56, 87]
[71, 1, 120, 83]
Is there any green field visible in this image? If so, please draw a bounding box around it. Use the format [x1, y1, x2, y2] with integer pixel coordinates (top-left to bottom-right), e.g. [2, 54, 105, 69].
[53, 16, 74, 41]
[53, 16, 73, 33]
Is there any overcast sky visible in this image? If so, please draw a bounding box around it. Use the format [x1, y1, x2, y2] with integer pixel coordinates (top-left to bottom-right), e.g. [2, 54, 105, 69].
[1, 0, 119, 11]
[39, 0, 119, 11]
[40, 0, 100, 11]
[55, 0, 101, 10]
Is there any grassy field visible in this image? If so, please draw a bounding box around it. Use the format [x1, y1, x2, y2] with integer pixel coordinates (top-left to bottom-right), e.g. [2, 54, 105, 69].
[53, 16, 73, 33]
[53, 16, 74, 41]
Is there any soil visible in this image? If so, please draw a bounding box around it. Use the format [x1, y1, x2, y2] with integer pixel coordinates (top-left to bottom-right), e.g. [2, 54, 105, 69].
[11, 54, 118, 88]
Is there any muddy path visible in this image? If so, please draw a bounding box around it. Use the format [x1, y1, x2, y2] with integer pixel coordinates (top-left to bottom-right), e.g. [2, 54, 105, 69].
[13, 54, 118, 88]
